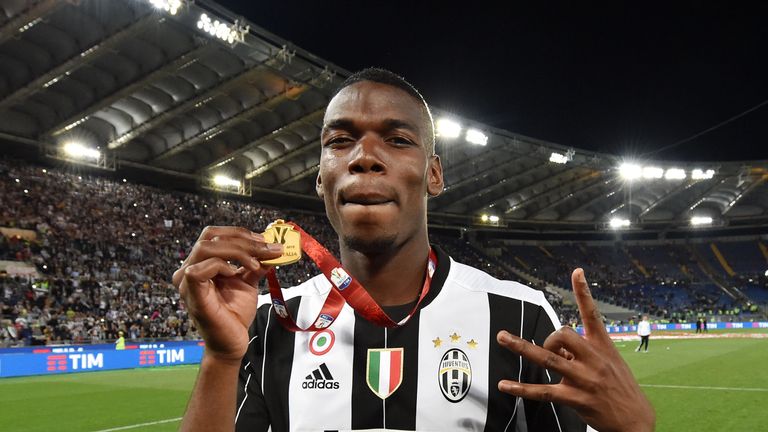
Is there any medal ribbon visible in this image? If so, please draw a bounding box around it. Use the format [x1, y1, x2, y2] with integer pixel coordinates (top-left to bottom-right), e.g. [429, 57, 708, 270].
[266, 221, 436, 332]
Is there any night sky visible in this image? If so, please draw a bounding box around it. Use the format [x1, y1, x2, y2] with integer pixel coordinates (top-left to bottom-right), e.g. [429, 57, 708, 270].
[216, 1, 767, 162]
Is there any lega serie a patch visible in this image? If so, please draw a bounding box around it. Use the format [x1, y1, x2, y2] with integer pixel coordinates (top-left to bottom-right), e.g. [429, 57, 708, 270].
[366, 348, 404, 399]
[330, 267, 352, 290]
[272, 299, 288, 318]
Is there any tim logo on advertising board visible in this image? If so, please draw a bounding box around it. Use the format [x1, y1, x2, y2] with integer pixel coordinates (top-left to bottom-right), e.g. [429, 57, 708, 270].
[140, 349, 185, 365]
[47, 353, 104, 372]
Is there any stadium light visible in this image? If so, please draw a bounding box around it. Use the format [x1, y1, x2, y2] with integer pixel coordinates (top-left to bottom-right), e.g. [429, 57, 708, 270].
[465, 129, 488, 146]
[436, 118, 461, 139]
[664, 168, 686, 180]
[619, 163, 642, 180]
[212, 174, 241, 188]
[549, 152, 569, 164]
[609, 217, 630, 229]
[148, 0, 181, 15]
[63, 142, 100, 160]
[691, 216, 713, 226]
[642, 166, 664, 179]
[196, 13, 247, 45]
[692, 169, 715, 180]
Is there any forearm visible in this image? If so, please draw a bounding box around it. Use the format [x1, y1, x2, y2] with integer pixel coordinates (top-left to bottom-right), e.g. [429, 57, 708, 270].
[179, 354, 241, 432]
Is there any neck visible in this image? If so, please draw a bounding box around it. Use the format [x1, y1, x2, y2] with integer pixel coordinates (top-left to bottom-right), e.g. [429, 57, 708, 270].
[339, 232, 430, 307]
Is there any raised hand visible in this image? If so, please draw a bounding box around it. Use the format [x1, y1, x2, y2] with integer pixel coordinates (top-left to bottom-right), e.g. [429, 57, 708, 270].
[172, 226, 283, 365]
[496, 268, 655, 432]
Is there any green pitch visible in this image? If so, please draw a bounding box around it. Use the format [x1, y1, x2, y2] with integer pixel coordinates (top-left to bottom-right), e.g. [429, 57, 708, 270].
[1, 336, 766, 431]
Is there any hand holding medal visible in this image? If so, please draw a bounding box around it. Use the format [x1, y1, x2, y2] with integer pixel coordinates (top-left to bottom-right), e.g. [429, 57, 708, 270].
[263, 219, 437, 332]
[172, 226, 284, 364]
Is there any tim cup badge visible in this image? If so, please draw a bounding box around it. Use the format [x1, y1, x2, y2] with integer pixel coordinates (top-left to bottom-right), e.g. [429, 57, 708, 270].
[261, 219, 302, 265]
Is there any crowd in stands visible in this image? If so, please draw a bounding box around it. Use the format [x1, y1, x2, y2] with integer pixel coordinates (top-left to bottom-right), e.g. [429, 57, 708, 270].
[0, 159, 339, 347]
[1, 159, 574, 347]
[1, 158, 764, 347]
[501, 242, 767, 322]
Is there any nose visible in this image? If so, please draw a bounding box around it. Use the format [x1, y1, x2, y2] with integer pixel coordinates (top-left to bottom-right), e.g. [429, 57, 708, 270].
[348, 133, 386, 174]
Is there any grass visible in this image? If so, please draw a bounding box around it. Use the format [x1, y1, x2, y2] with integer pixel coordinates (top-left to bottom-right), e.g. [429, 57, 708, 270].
[1, 335, 766, 431]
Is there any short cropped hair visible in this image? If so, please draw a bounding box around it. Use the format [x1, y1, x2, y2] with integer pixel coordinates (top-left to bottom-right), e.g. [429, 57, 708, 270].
[333, 68, 436, 155]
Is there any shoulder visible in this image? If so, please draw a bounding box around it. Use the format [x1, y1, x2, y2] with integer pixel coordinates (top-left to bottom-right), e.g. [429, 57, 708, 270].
[446, 257, 551, 308]
[256, 274, 330, 309]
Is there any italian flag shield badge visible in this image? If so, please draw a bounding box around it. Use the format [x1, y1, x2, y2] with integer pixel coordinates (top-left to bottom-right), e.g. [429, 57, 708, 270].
[366, 348, 404, 399]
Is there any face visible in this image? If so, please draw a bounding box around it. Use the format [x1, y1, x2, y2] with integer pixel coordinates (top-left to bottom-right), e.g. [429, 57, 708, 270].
[317, 81, 443, 254]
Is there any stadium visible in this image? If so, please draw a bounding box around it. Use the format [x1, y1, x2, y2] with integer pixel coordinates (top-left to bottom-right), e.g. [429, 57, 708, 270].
[0, 1, 766, 431]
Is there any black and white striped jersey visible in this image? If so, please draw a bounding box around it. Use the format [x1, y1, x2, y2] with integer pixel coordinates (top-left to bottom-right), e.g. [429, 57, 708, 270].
[235, 247, 592, 432]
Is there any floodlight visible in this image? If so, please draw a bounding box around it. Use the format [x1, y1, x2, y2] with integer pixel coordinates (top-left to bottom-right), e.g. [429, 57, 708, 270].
[691, 216, 713, 226]
[149, 0, 181, 15]
[664, 168, 686, 180]
[642, 166, 664, 179]
[619, 163, 642, 180]
[692, 169, 715, 180]
[196, 13, 244, 44]
[213, 175, 241, 188]
[63, 142, 100, 160]
[549, 152, 568, 164]
[465, 129, 488, 146]
[436, 118, 461, 138]
[609, 217, 630, 229]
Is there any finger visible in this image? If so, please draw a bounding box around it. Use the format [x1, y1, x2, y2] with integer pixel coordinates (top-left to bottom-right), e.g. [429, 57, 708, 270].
[184, 257, 240, 284]
[241, 266, 272, 287]
[498, 381, 580, 406]
[559, 347, 575, 361]
[571, 268, 610, 342]
[180, 257, 240, 303]
[197, 226, 265, 243]
[542, 326, 594, 361]
[177, 227, 266, 279]
[497, 331, 578, 379]
[174, 241, 259, 287]
[189, 238, 283, 271]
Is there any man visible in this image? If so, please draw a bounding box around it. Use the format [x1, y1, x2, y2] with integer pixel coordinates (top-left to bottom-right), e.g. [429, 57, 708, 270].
[115, 330, 125, 350]
[636, 316, 651, 353]
[174, 68, 655, 431]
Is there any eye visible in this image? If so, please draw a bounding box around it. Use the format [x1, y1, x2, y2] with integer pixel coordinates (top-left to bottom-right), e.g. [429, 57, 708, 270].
[387, 136, 414, 146]
[324, 136, 354, 147]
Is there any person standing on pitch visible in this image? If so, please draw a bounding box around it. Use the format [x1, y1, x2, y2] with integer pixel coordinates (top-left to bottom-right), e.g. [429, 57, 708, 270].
[115, 331, 125, 350]
[174, 68, 655, 432]
[636, 315, 651, 352]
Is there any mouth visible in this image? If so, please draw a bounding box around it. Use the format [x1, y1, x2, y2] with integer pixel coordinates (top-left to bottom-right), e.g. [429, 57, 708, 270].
[341, 191, 395, 206]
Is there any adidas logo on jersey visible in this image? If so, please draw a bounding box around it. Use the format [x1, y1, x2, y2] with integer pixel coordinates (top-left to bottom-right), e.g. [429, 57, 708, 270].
[302, 363, 339, 389]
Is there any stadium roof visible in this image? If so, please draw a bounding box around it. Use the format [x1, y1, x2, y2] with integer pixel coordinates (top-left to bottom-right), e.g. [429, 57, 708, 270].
[0, 0, 766, 233]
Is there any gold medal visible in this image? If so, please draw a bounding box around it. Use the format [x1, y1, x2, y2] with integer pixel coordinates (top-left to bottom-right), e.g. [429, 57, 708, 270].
[261, 219, 302, 265]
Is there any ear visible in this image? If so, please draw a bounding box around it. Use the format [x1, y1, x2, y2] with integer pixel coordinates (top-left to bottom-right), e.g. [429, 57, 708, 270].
[426, 154, 444, 197]
[315, 172, 324, 199]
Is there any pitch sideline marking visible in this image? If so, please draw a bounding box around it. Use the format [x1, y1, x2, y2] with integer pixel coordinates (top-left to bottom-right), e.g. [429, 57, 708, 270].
[91, 417, 182, 432]
[641, 384, 768, 392]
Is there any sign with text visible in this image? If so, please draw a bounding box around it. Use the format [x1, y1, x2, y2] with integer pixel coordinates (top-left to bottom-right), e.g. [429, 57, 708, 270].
[0, 341, 205, 378]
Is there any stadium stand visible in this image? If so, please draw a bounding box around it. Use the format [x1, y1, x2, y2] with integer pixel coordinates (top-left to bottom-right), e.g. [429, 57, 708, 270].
[2, 158, 766, 347]
[495, 239, 766, 322]
[0, 158, 578, 346]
